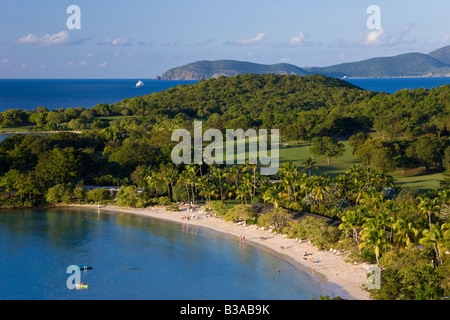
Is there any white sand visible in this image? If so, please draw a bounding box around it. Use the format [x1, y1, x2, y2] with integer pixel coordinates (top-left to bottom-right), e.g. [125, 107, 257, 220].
[67, 204, 372, 300]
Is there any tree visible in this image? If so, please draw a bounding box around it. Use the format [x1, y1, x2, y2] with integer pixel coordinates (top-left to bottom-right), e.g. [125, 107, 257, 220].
[46, 184, 72, 204]
[309, 136, 345, 165]
[263, 185, 282, 208]
[116, 185, 143, 207]
[370, 147, 395, 173]
[257, 207, 292, 230]
[354, 138, 377, 165]
[285, 123, 307, 142]
[302, 157, 318, 178]
[34, 147, 81, 186]
[413, 134, 443, 170]
[86, 188, 111, 203]
[339, 208, 367, 253]
[419, 223, 449, 266]
[417, 195, 439, 232]
[360, 218, 391, 265]
[223, 204, 257, 223]
[348, 132, 368, 154]
[392, 217, 419, 249]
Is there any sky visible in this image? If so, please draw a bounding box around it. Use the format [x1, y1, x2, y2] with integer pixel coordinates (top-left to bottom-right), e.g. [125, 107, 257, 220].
[0, 0, 449, 78]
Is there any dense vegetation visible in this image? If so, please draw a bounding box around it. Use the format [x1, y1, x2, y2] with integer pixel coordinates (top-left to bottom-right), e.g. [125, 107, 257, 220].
[160, 59, 309, 80]
[0, 74, 449, 299]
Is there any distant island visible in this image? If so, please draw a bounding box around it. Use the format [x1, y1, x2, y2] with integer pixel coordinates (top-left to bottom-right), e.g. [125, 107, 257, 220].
[159, 45, 450, 80]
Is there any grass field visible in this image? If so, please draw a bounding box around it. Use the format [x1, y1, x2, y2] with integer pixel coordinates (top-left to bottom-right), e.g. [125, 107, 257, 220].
[279, 140, 443, 192]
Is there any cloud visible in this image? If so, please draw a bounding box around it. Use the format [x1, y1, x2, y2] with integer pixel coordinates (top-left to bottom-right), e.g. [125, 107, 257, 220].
[275, 32, 321, 48]
[195, 38, 214, 47]
[97, 62, 108, 67]
[442, 34, 450, 44]
[331, 24, 414, 48]
[15, 30, 72, 46]
[160, 41, 177, 46]
[226, 33, 267, 46]
[2, 59, 9, 63]
[98, 37, 132, 47]
[85, 53, 94, 58]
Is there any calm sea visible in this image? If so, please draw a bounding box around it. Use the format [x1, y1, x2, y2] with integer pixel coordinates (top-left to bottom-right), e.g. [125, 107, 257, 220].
[0, 207, 342, 300]
[0, 77, 448, 112]
[0, 79, 197, 112]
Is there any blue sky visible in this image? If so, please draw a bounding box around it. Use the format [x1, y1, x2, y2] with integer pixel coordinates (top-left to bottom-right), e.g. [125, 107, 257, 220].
[0, 0, 449, 78]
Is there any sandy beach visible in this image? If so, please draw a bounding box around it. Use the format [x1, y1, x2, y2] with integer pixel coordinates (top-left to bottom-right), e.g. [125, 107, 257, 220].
[67, 203, 372, 300]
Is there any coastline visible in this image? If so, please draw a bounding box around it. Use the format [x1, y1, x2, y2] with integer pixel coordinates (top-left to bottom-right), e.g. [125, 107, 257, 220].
[64, 203, 372, 300]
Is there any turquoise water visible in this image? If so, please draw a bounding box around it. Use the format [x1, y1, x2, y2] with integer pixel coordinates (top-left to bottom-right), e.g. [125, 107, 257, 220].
[0, 208, 342, 300]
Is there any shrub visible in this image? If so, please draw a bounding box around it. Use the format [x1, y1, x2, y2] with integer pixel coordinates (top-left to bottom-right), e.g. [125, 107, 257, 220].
[86, 188, 111, 203]
[46, 184, 72, 204]
[223, 204, 258, 223]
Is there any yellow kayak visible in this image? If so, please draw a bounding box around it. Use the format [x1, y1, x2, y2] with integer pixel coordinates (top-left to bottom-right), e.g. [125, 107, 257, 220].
[75, 283, 88, 289]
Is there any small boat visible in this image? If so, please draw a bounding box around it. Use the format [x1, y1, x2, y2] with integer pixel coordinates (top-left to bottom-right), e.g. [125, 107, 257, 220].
[136, 80, 144, 87]
[76, 265, 92, 271]
[76, 283, 88, 289]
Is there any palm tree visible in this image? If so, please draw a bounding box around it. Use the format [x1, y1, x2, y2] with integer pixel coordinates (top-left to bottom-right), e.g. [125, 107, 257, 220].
[438, 189, 450, 221]
[178, 169, 192, 207]
[185, 164, 198, 205]
[161, 163, 178, 202]
[263, 185, 282, 208]
[311, 185, 328, 208]
[417, 195, 440, 232]
[228, 165, 240, 191]
[419, 223, 449, 266]
[392, 216, 420, 249]
[196, 175, 208, 203]
[360, 218, 391, 265]
[339, 208, 367, 253]
[302, 157, 318, 178]
[212, 167, 226, 201]
[236, 184, 251, 204]
[147, 171, 160, 196]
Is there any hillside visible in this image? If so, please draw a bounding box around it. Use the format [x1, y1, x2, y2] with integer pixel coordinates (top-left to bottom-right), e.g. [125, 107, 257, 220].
[159, 46, 450, 80]
[428, 45, 450, 65]
[305, 52, 449, 78]
[159, 60, 309, 80]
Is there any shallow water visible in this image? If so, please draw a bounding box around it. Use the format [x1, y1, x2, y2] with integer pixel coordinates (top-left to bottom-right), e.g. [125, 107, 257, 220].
[0, 207, 343, 300]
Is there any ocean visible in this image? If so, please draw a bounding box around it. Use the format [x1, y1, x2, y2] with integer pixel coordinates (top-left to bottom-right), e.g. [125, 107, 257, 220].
[0, 79, 197, 112]
[0, 207, 340, 300]
[0, 77, 448, 112]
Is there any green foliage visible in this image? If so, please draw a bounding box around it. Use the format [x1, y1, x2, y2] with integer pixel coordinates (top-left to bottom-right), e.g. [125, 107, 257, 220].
[45, 184, 72, 204]
[309, 136, 345, 165]
[35, 147, 81, 186]
[86, 188, 111, 203]
[223, 204, 258, 223]
[289, 217, 341, 249]
[370, 247, 447, 300]
[257, 207, 292, 230]
[115, 186, 141, 207]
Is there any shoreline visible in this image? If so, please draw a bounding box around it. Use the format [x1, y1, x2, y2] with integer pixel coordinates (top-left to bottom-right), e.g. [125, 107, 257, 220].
[64, 203, 372, 300]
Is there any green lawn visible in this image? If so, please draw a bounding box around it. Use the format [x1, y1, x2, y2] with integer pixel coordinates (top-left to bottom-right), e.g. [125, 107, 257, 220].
[279, 140, 444, 192]
[0, 125, 35, 133]
[279, 140, 360, 177]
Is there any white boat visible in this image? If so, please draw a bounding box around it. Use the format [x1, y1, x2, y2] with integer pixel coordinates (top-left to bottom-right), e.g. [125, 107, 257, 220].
[136, 80, 144, 87]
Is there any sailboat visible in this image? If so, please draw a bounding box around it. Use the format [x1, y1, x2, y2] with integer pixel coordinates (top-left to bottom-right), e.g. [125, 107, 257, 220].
[136, 80, 144, 87]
